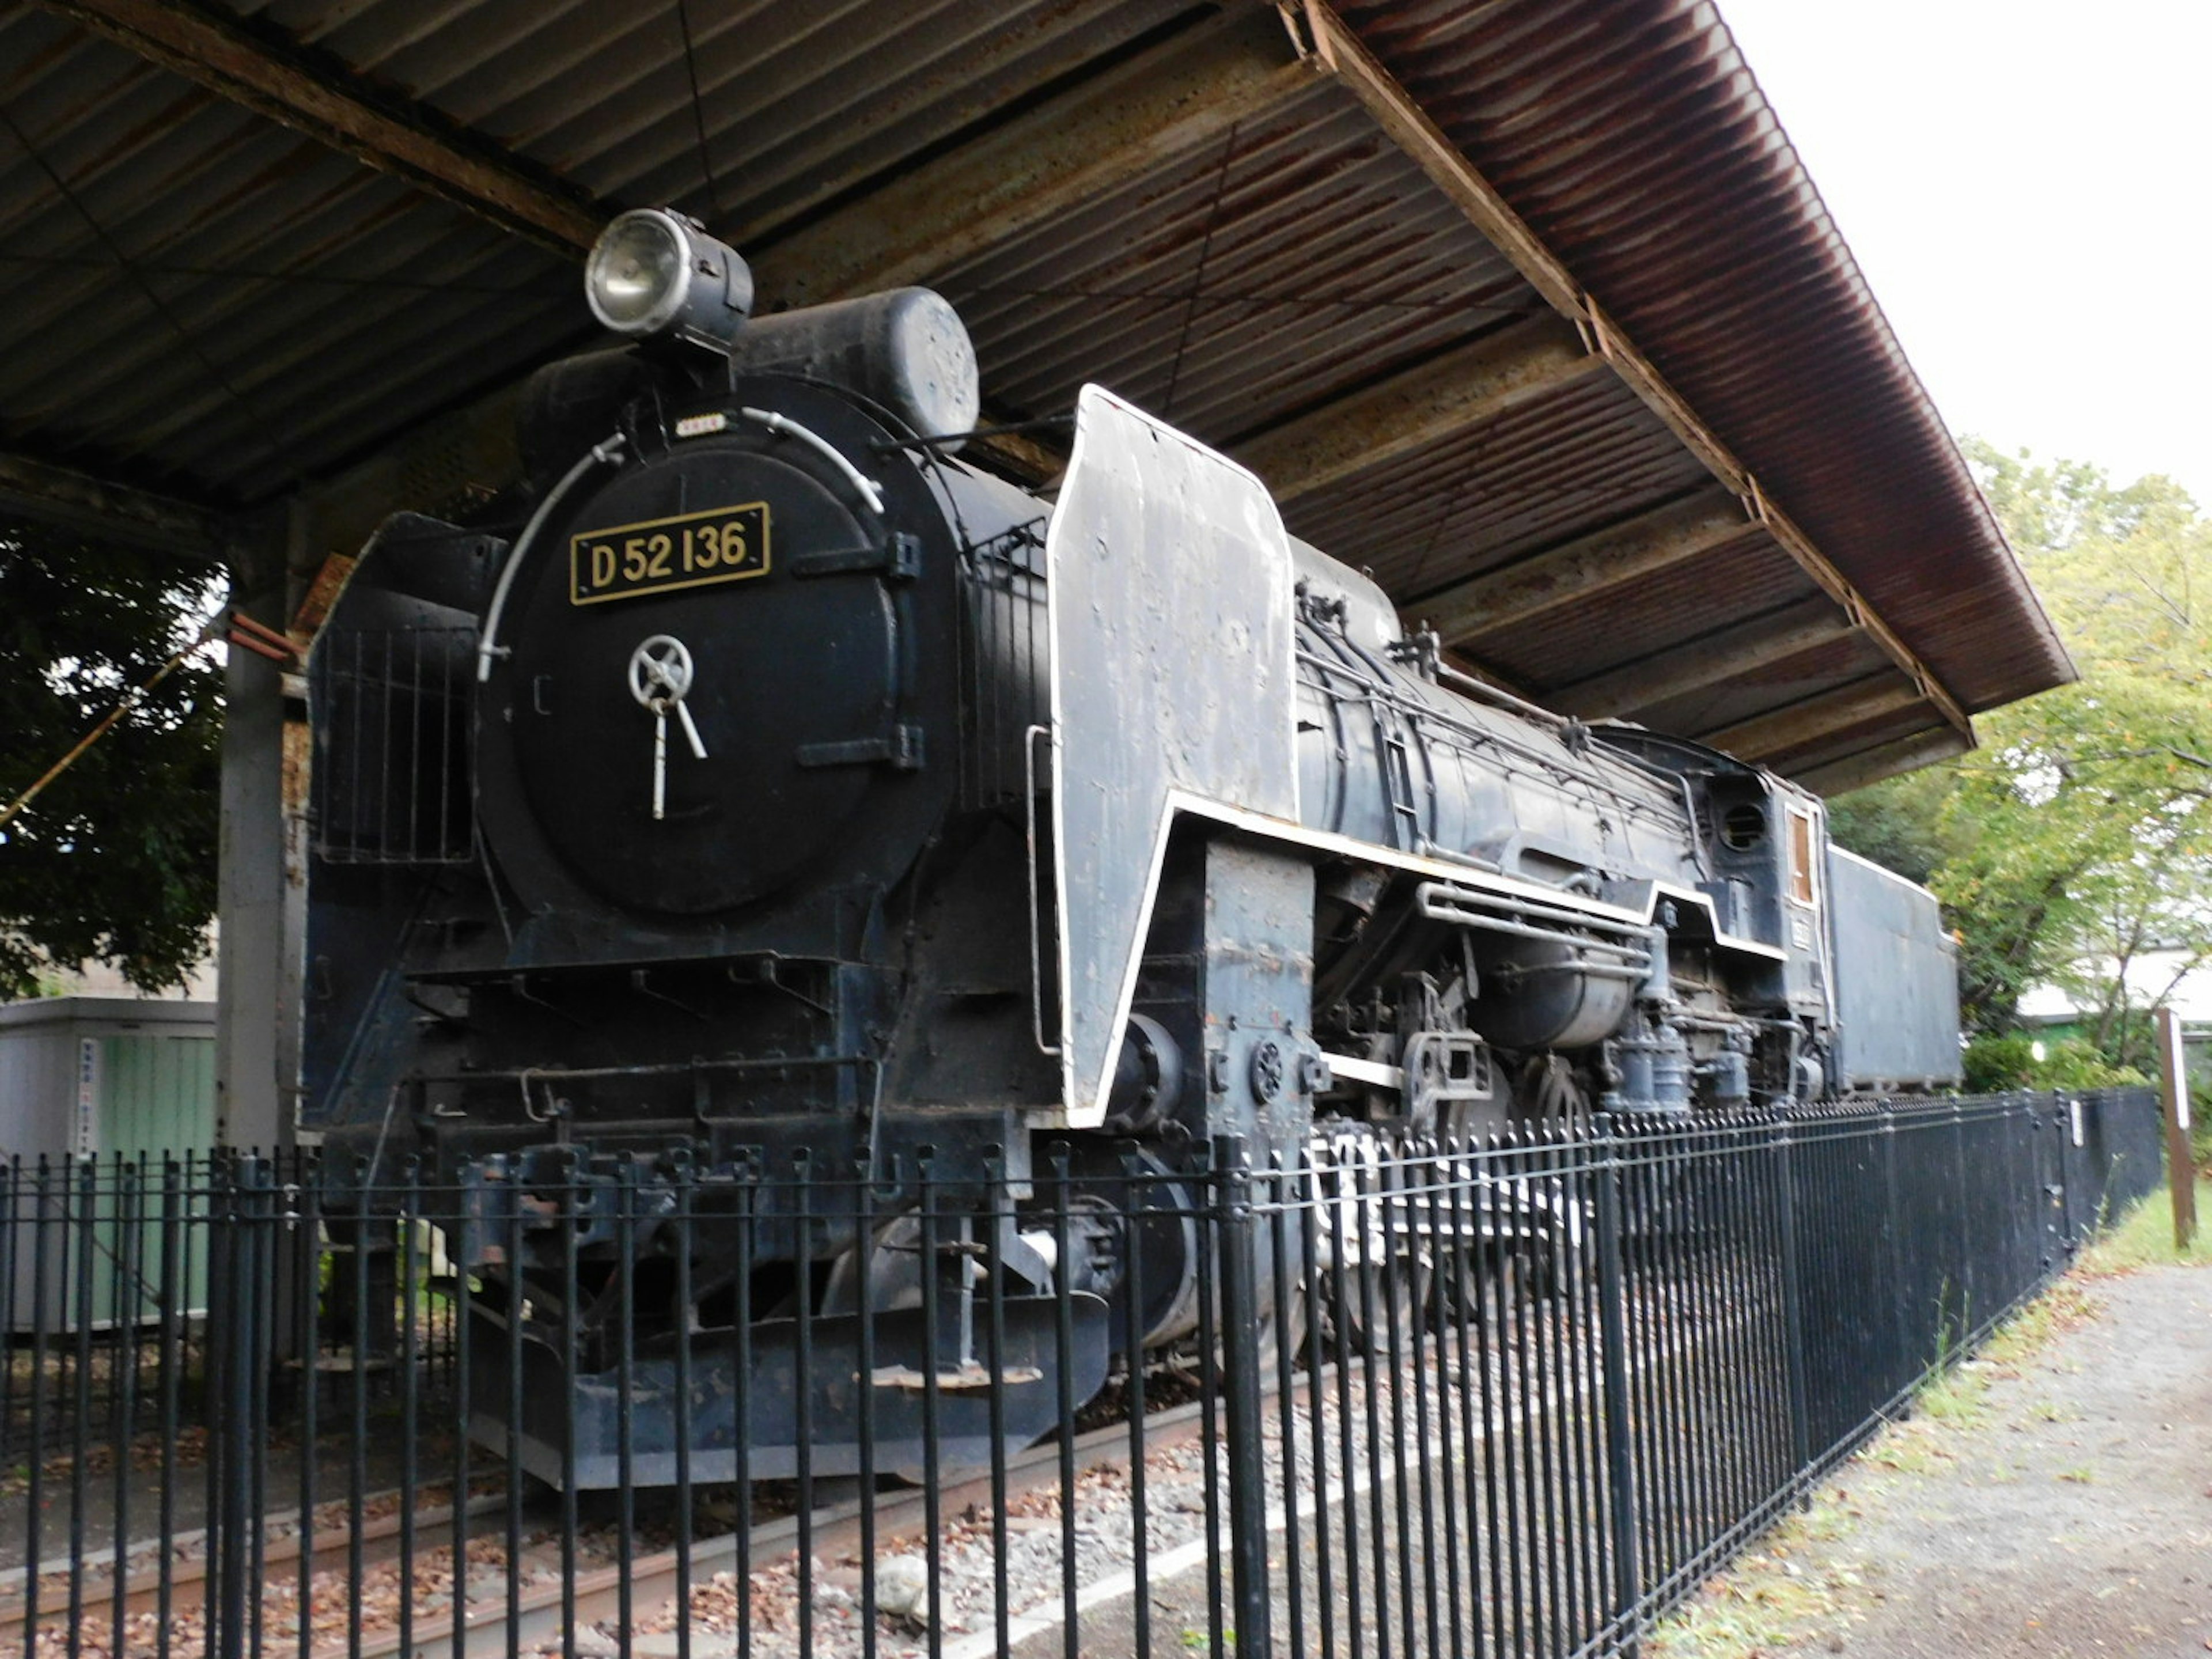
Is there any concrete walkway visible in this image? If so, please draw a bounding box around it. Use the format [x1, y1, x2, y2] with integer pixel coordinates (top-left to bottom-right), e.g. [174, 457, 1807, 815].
[1658, 1244, 2212, 1657]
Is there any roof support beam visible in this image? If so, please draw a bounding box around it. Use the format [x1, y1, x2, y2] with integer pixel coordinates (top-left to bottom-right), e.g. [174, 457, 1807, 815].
[1286, 0, 1971, 741]
[1797, 727, 1973, 796]
[0, 450, 229, 562]
[1549, 595, 1861, 718]
[1412, 486, 1757, 645]
[1696, 676, 1929, 763]
[1233, 316, 1605, 504]
[32, 0, 606, 253]
[747, 9, 1316, 306]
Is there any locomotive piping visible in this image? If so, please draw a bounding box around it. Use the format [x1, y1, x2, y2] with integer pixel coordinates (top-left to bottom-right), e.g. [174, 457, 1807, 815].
[475, 434, 628, 683]
[736, 407, 886, 516]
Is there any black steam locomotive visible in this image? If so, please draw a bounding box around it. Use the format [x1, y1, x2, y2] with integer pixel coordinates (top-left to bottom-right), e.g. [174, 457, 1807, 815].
[300, 209, 1960, 1486]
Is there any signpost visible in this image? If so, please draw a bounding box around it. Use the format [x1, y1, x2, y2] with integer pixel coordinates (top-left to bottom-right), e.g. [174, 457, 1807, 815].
[2156, 1006, 2199, 1250]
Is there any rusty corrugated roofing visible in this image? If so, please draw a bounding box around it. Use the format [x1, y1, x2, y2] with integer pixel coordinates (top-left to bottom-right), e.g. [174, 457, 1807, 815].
[1335, 0, 2070, 715]
[0, 0, 2071, 790]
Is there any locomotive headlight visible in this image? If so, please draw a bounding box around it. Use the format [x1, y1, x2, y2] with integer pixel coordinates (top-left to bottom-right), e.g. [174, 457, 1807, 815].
[585, 208, 755, 351]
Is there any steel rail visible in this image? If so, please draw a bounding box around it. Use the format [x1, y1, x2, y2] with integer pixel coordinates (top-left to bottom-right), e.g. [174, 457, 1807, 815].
[0, 1487, 508, 1642]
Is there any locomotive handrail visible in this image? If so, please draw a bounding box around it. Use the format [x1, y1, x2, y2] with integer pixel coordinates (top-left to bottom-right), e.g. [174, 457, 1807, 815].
[405, 1052, 873, 1086]
[1412, 877, 1653, 941]
[737, 407, 886, 517]
[474, 433, 628, 683]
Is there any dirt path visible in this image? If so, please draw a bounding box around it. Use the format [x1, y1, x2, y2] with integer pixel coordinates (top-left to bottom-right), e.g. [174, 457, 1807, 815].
[1659, 1238, 2212, 1657]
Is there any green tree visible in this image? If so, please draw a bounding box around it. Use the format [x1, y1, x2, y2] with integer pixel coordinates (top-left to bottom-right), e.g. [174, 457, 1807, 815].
[0, 520, 223, 998]
[1830, 441, 2212, 1065]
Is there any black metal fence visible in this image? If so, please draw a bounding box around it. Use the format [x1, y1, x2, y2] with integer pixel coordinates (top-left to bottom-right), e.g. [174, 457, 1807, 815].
[0, 1088, 2164, 1659]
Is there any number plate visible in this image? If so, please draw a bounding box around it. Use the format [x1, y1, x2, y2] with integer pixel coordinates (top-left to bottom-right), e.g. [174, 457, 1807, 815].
[569, 503, 771, 605]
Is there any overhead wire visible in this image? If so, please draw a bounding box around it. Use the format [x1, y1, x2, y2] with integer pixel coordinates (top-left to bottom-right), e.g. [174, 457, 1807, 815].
[1161, 121, 1241, 420]
[673, 0, 724, 222]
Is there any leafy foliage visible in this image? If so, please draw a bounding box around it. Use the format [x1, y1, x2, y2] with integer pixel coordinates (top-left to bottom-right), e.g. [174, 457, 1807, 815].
[0, 520, 223, 998]
[1958, 1033, 2146, 1094]
[1831, 440, 2212, 1068]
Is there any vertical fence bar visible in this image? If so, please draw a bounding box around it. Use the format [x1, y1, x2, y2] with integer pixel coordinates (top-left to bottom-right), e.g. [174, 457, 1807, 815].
[1300, 1142, 1338, 1659]
[1381, 1147, 1416, 1659]
[1594, 1121, 1642, 1653]
[1773, 1116, 1812, 1489]
[987, 1153, 1013, 1659]
[560, 1161, 581, 1659]
[1268, 1152, 1309, 1659]
[1441, 1138, 1486, 1659]
[449, 1172, 472, 1659]
[855, 1160, 880, 1659]
[673, 1159, 695, 1659]
[249, 1166, 273, 1659]
[733, 1175, 753, 1659]
[505, 1163, 527, 1657]
[25, 1162, 52, 1650]
[112, 1161, 142, 1659]
[1324, 1144, 1365, 1659]
[911, 1152, 937, 1659]
[1415, 1141, 1461, 1659]
[69, 1156, 95, 1659]
[1197, 1145, 1226, 1659]
[347, 1180, 370, 1659]
[157, 1157, 181, 1659]
[1354, 1146, 1391, 1659]
[1051, 1148, 1077, 1659]
[397, 1164, 418, 1659]
[616, 1161, 638, 1659]
[1215, 1135, 1272, 1659]
[0, 1160, 16, 1471]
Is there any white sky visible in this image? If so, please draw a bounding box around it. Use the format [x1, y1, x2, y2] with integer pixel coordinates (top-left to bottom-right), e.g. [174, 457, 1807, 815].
[1716, 0, 2212, 503]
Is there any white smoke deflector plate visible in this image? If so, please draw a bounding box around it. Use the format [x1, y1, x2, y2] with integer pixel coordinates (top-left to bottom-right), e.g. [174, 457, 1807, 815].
[1042, 385, 1297, 1127]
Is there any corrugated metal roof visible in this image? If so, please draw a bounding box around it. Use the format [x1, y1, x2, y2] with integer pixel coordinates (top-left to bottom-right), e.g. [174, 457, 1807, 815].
[1335, 0, 2071, 717]
[0, 0, 2071, 789]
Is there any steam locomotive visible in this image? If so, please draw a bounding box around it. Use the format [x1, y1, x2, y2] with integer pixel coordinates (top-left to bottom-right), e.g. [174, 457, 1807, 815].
[300, 209, 1960, 1487]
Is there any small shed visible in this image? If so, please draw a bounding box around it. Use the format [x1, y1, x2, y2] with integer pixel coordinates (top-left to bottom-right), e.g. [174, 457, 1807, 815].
[0, 997, 218, 1162]
[1, 997, 217, 1334]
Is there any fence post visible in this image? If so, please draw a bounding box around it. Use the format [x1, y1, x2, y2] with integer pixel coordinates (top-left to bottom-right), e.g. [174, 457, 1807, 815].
[206, 1156, 263, 1659]
[1771, 1115, 1813, 1483]
[1880, 1106, 1910, 1389]
[1593, 1120, 1642, 1653]
[1214, 1134, 1273, 1659]
[2157, 1007, 2200, 1251]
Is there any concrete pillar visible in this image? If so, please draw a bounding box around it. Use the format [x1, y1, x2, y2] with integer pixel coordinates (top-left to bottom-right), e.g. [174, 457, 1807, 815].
[213, 573, 289, 1152]
[213, 499, 306, 1154]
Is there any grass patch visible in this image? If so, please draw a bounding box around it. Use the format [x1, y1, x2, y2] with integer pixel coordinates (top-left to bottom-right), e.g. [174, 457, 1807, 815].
[1864, 1416, 1955, 1475]
[1649, 1502, 1863, 1659]
[2077, 1177, 2212, 1277]
[1914, 1359, 1993, 1429]
[1982, 1281, 2098, 1369]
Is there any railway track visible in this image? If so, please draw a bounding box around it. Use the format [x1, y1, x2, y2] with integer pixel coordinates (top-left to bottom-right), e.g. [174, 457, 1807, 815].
[7, 1252, 1782, 1659]
[375, 1387, 1229, 1659]
[0, 1378, 1231, 1659]
[1, 1486, 507, 1645]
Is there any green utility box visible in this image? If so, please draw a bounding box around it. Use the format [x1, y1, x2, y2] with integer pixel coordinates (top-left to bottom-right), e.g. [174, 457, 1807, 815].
[0, 997, 218, 1331]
